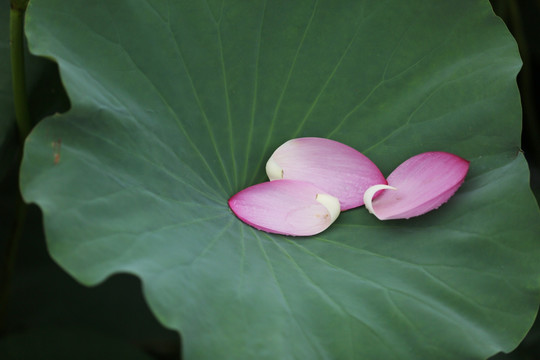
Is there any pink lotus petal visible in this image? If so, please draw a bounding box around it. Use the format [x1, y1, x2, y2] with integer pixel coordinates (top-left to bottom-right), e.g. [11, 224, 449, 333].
[228, 179, 340, 236]
[364, 152, 470, 220]
[265, 137, 386, 210]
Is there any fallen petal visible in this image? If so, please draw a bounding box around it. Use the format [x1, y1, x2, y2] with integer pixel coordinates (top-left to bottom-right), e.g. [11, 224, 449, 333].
[228, 180, 340, 236]
[363, 152, 470, 220]
[265, 137, 386, 210]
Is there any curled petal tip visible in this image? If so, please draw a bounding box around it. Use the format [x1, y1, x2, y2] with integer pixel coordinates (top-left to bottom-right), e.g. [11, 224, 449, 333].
[363, 185, 397, 218]
[229, 180, 340, 236]
[266, 137, 385, 210]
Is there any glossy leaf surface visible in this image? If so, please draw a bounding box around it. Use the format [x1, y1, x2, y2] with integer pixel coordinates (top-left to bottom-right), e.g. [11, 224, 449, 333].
[20, 1, 540, 359]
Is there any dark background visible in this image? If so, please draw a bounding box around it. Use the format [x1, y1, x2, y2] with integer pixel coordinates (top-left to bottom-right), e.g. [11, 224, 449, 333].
[0, 1, 539, 359]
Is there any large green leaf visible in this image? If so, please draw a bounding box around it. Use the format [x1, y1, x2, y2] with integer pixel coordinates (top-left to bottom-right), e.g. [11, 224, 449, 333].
[20, 0, 540, 359]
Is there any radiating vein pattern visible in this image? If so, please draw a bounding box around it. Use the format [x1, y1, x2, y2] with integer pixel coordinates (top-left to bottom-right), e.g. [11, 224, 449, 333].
[20, 0, 540, 359]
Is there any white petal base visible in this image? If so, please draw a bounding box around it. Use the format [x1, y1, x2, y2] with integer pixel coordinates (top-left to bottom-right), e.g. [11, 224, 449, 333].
[363, 184, 397, 219]
[265, 158, 283, 180]
[316, 193, 340, 222]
